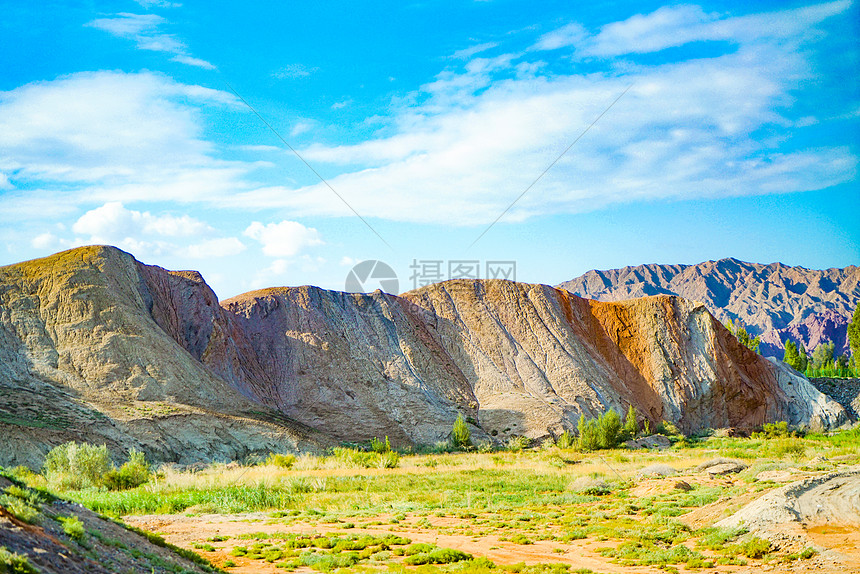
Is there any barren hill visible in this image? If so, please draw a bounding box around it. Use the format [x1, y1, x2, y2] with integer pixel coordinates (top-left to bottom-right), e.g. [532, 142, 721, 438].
[558, 258, 860, 357]
[0, 247, 846, 468]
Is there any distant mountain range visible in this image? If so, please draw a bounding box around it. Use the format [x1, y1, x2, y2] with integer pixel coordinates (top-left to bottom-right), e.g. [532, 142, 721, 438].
[558, 258, 859, 358]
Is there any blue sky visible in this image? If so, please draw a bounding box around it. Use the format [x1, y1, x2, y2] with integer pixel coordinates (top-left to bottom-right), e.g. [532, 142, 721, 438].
[1, 0, 858, 298]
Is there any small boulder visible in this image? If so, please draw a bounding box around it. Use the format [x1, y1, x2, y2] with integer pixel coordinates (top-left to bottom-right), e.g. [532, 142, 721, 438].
[637, 463, 677, 478]
[674, 480, 692, 491]
[706, 462, 747, 476]
[695, 458, 746, 473]
[624, 435, 672, 450]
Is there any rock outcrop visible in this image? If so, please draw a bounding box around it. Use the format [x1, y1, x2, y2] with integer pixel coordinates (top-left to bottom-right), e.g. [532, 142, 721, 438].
[558, 258, 859, 357]
[0, 247, 847, 467]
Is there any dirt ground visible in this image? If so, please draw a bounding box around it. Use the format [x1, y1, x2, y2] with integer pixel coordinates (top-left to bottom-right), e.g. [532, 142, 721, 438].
[117, 462, 860, 574]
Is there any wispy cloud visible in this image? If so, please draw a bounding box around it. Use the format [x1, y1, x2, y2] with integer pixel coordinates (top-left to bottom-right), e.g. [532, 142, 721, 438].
[451, 42, 499, 59]
[272, 64, 318, 79]
[87, 12, 214, 69]
[134, 0, 181, 8]
[533, 0, 851, 56]
[225, 2, 856, 224]
[0, 71, 246, 209]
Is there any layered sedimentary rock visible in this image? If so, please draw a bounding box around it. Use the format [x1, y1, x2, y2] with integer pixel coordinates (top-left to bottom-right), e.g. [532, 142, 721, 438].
[0, 247, 846, 468]
[558, 258, 860, 357]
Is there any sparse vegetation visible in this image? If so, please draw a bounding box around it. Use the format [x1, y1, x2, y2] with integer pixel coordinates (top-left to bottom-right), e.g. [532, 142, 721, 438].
[13, 424, 855, 574]
[451, 414, 472, 449]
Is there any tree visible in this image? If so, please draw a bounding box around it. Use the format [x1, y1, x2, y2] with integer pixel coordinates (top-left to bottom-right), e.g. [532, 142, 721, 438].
[451, 414, 471, 448]
[811, 342, 835, 370]
[798, 344, 809, 372]
[783, 339, 801, 371]
[726, 319, 761, 354]
[623, 405, 638, 440]
[849, 305, 860, 362]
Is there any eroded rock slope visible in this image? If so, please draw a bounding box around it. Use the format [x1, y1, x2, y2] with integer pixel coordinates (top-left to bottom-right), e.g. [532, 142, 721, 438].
[0, 247, 846, 467]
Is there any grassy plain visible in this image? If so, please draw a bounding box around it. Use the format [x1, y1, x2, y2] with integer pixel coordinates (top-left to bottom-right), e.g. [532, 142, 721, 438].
[11, 427, 860, 573]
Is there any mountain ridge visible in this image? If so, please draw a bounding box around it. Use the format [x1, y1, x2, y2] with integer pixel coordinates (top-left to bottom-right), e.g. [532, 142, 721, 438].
[558, 257, 859, 358]
[0, 247, 846, 468]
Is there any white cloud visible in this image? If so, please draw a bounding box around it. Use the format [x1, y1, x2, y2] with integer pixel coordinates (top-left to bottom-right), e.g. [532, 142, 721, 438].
[272, 64, 318, 79]
[219, 2, 855, 225]
[331, 99, 352, 110]
[451, 42, 499, 60]
[171, 55, 216, 69]
[0, 173, 12, 190]
[135, 0, 181, 8]
[65, 202, 243, 259]
[532, 23, 588, 51]
[244, 220, 324, 257]
[87, 12, 214, 69]
[31, 233, 63, 250]
[184, 237, 246, 258]
[0, 71, 245, 203]
[73, 202, 211, 239]
[533, 1, 851, 57]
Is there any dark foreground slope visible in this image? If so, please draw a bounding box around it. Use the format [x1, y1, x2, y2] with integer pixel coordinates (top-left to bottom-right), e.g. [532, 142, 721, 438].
[0, 247, 846, 467]
[0, 472, 219, 573]
[558, 258, 860, 357]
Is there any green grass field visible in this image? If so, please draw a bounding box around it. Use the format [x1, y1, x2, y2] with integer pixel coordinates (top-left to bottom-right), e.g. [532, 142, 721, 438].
[7, 426, 859, 573]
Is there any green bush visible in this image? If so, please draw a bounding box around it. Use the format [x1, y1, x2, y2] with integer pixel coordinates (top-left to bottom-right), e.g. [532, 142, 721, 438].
[0, 546, 39, 574]
[375, 451, 400, 469]
[506, 436, 530, 452]
[597, 410, 622, 449]
[752, 421, 801, 439]
[577, 415, 598, 451]
[404, 547, 472, 565]
[43, 442, 112, 490]
[623, 406, 638, 440]
[451, 414, 472, 449]
[556, 431, 575, 449]
[577, 410, 623, 451]
[104, 448, 151, 490]
[266, 453, 298, 468]
[369, 436, 391, 454]
[59, 515, 86, 540]
[0, 496, 41, 524]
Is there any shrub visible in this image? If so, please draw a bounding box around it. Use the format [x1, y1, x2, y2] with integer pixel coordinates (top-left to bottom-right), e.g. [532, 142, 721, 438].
[266, 453, 298, 468]
[451, 414, 472, 449]
[506, 436, 530, 452]
[577, 410, 623, 451]
[0, 546, 39, 574]
[404, 547, 472, 565]
[104, 449, 151, 491]
[597, 410, 622, 449]
[556, 431, 575, 449]
[752, 421, 801, 439]
[43, 442, 112, 490]
[375, 451, 400, 469]
[59, 515, 86, 540]
[578, 415, 599, 451]
[0, 496, 41, 524]
[369, 436, 391, 454]
[623, 405, 638, 440]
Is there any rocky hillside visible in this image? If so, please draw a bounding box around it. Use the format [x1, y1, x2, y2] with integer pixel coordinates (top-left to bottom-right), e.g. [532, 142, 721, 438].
[558, 258, 859, 358]
[0, 247, 846, 468]
[0, 246, 321, 469]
